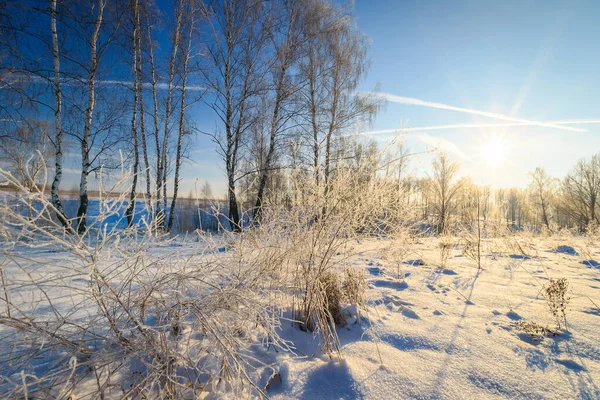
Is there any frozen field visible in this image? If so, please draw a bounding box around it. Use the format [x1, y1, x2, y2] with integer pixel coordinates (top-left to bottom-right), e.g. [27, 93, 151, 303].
[270, 236, 600, 399]
[1, 233, 599, 399]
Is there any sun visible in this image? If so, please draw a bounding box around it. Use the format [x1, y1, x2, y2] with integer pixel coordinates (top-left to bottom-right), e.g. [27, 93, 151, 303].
[481, 136, 508, 166]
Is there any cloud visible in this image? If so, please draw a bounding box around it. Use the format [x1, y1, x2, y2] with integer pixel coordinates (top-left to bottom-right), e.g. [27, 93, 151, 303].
[363, 92, 586, 132]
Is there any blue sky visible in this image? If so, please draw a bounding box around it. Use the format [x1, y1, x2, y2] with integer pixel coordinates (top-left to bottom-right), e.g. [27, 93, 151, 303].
[61, 0, 600, 195]
[352, 0, 600, 187]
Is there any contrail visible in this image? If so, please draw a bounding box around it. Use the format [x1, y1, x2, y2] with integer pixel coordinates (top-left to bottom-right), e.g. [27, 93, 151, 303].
[2, 74, 206, 92]
[365, 92, 586, 132]
[414, 133, 469, 160]
[550, 119, 600, 125]
[354, 119, 600, 137]
[97, 79, 206, 92]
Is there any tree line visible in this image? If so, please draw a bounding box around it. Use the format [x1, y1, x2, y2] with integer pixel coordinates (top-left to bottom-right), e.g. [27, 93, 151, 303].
[2, 0, 596, 236]
[413, 152, 600, 235]
[0, 0, 378, 233]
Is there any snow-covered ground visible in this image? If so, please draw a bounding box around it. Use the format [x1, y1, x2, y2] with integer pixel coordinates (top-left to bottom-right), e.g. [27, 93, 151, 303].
[269, 236, 600, 399]
[1, 234, 599, 399]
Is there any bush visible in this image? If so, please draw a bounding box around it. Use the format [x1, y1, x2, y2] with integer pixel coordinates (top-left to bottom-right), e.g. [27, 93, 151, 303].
[383, 234, 411, 279]
[320, 271, 345, 325]
[343, 267, 367, 306]
[503, 237, 530, 258]
[0, 172, 288, 398]
[543, 278, 570, 331]
[461, 234, 483, 269]
[438, 236, 453, 269]
[511, 320, 556, 342]
[300, 271, 343, 328]
[0, 149, 407, 395]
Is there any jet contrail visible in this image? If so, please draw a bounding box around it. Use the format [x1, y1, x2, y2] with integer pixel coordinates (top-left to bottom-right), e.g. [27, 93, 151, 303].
[414, 133, 469, 160]
[353, 119, 600, 137]
[550, 119, 600, 125]
[2, 74, 206, 92]
[365, 92, 586, 132]
[97, 79, 206, 92]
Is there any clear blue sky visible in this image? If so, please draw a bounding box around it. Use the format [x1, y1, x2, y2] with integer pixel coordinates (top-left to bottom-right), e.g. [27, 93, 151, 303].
[352, 0, 600, 188]
[67, 0, 600, 195]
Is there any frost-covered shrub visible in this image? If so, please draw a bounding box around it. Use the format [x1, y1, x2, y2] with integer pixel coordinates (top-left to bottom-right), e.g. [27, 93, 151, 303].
[439, 236, 453, 269]
[0, 232, 285, 398]
[298, 256, 345, 333]
[383, 233, 411, 279]
[277, 168, 411, 357]
[543, 278, 570, 331]
[503, 237, 530, 258]
[511, 320, 556, 342]
[301, 271, 345, 355]
[319, 271, 344, 325]
[343, 267, 367, 306]
[0, 172, 289, 399]
[461, 233, 483, 269]
[0, 145, 411, 395]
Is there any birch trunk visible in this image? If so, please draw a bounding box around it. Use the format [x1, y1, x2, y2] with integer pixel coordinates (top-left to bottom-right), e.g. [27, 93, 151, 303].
[50, 0, 71, 231]
[167, 10, 193, 232]
[160, 0, 184, 230]
[138, 12, 151, 214]
[126, 0, 140, 227]
[253, 3, 300, 221]
[147, 24, 162, 228]
[76, 0, 105, 234]
[253, 65, 287, 222]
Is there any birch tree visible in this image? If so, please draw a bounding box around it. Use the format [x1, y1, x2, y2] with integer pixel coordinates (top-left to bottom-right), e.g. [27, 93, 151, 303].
[74, 0, 126, 233]
[298, 0, 378, 198]
[155, 0, 185, 230]
[528, 167, 555, 231]
[252, 0, 303, 222]
[202, 0, 268, 232]
[49, 0, 71, 229]
[75, 0, 104, 233]
[137, 0, 152, 214]
[167, 0, 200, 232]
[126, 0, 141, 227]
[146, 16, 163, 226]
[562, 154, 600, 230]
[430, 153, 462, 235]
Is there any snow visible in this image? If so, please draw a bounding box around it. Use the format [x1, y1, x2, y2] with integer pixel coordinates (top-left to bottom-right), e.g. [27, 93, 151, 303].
[1, 234, 599, 398]
[267, 236, 600, 399]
